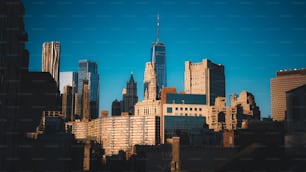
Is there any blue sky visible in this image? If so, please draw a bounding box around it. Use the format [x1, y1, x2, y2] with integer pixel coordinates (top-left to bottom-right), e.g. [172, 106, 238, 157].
[23, 0, 306, 117]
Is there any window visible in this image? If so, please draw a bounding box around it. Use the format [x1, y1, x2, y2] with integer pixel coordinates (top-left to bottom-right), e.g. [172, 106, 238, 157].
[199, 108, 202, 111]
[195, 108, 197, 111]
[167, 107, 173, 113]
[180, 107, 183, 111]
[175, 107, 178, 110]
[190, 108, 193, 111]
[185, 108, 188, 111]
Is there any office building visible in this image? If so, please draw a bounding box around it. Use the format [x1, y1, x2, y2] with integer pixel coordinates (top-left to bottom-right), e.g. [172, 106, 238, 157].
[151, 15, 166, 98]
[62, 85, 76, 121]
[111, 99, 121, 116]
[270, 69, 306, 121]
[82, 80, 90, 120]
[42, 41, 61, 88]
[77, 60, 100, 119]
[184, 58, 225, 105]
[121, 73, 138, 114]
[285, 85, 306, 156]
[59, 71, 78, 94]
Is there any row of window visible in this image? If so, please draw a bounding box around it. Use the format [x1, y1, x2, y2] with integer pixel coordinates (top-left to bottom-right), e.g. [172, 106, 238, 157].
[167, 107, 203, 113]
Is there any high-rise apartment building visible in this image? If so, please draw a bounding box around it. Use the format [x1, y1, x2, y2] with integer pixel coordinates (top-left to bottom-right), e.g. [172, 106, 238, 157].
[270, 69, 306, 121]
[121, 73, 138, 114]
[184, 58, 225, 105]
[151, 15, 166, 98]
[59, 72, 78, 94]
[77, 60, 100, 119]
[42, 41, 60, 88]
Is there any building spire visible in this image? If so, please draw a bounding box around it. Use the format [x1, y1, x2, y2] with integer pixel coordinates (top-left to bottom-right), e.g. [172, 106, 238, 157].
[156, 14, 160, 42]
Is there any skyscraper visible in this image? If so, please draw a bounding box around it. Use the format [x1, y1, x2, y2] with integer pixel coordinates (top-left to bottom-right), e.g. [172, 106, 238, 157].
[270, 69, 306, 121]
[77, 60, 100, 119]
[59, 71, 78, 94]
[122, 73, 138, 114]
[151, 15, 166, 98]
[62, 85, 75, 121]
[42, 41, 60, 88]
[144, 62, 157, 101]
[184, 58, 225, 106]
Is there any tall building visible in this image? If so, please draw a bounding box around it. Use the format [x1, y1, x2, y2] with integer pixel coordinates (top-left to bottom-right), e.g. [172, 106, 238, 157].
[121, 73, 138, 114]
[82, 80, 90, 120]
[59, 71, 78, 94]
[42, 41, 61, 88]
[111, 99, 121, 116]
[184, 58, 225, 105]
[151, 15, 166, 98]
[144, 62, 157, 101]
[270, 69, 306, 121]
[62, 85, 76, 121]
[77, 60, 100, 119]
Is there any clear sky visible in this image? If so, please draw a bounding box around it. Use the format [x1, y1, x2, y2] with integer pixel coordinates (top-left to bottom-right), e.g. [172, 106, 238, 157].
[23, 0, 306, 117]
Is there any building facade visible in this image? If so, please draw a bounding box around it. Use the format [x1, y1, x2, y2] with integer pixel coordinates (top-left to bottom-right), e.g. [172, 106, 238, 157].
[270, 69, 306, 121]
[184, 58, 225, 106]
[62, 85, 76, 121]
[77, 60, 100, 119]
[151, 15, 166, 98]
[59, 71, 78, 94]
[69, 116, 160, 156]
[230, 91, 261, 120]
[42, 41, 61, 88]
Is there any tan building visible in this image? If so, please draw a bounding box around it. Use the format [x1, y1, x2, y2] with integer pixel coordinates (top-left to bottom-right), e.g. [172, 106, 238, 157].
[82, 80, 90, 120]
[270, 69, 306, 121]
[42, 41, 60, 88]
[184, 58, 225, 105]
[230, 91, 260, 119]
[69, 115, 160, 156]
[144, 62, 157, 101]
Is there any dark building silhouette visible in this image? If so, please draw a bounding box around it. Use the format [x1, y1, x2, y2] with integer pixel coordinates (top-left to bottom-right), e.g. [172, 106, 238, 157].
[0, 1, 71, 171]
[121, 73, 138, 115]
[112, 99, 121, 116]
[62, 85, 76, 121]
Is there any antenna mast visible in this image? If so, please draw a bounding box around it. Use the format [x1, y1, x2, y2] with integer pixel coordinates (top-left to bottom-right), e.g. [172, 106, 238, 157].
[156, 14, 160, 42]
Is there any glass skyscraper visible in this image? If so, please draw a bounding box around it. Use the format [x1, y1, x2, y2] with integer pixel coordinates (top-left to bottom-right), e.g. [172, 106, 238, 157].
[77, 60, 100, 119]
[151, 15, 166, 98]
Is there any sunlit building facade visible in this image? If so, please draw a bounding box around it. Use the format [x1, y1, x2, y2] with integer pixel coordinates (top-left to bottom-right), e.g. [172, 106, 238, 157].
[42, 41, 61, 88]
[184, 58, 225, 105]
[270, 69, 306, 121]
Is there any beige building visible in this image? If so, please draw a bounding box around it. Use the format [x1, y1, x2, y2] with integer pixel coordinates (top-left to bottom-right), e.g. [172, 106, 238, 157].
[270, 69, 306, 121]
[69, 115, 160, 156]
[230, 91, 260, 119]
[134, 61, 162, 117]
[162, 96, 237, 132]
[184, 58, 225, 105]
[144, 62, 157, 101]
[42, 41, 60, 88]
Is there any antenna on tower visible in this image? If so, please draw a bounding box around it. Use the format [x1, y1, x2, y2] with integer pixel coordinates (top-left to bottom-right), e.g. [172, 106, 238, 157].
[156, 14, 160, 42]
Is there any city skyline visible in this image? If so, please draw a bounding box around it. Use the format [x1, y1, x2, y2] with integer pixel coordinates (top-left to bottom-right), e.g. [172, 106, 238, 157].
[23, 0, 306, 117]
